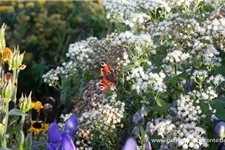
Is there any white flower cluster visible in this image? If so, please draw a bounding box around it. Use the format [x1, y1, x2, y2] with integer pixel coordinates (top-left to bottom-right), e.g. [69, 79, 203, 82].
[153, 83, 219, 149]
[191, 87, 218, 102]
[172, 122, 208, 149]
[191, 70, 208, 81]
[113, 31, 153, 48]
[66, 37, 96, 69]
[207, 17, 225, 37]
[42, 68, 60, 86]
[42, 37, 103, 85]
[155, 117, 208, 150]
[154, 119, 176, 138]
[104, 0, 220, 27]
[176, 94, 203, 121]
[190, 43, 221, 67]
[163, 50, 190, 64]
[78, 99, 125, 136]
[126, 65, 167, 94]
[113, 31, 156, 59]
[104, 0, 152, 27]
[207, 74, 225, 87]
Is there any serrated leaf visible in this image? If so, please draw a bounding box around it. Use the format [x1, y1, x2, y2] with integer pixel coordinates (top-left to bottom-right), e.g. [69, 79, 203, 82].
[8, 109, 28, 116]
[121, 64, 136, 73]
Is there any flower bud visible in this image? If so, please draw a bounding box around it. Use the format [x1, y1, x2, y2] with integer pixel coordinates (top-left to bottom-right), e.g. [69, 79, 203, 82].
[2, 78, 13, 99]
[8, 46, 25, 70]
[0, 24, 6, 52]
[141, 105, 148, 116]
[132, 112, 140, 125]
[146, 121, 155, 136]
[131, 126, 139, 138]
[19, 92, 32, 112]
[5, 72, 12, 81]
[214, 121, 225, 139]
[132, 111, 144, 125]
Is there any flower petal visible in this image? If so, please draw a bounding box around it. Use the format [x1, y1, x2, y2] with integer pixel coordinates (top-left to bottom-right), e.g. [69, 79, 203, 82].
[48, 122, 61, 144]
[63, 114, 78, 137]
[47, 143, 55, 150]
[145, 140, 152, 150]
[61, 132, 76, 150]
[122, 137, 137, 150]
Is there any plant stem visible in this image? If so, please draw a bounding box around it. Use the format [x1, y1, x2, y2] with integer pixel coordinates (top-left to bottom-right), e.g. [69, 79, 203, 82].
[1, 98, 9, 148]
[19, 115, 25, 150]
[12, 68, 19, 104]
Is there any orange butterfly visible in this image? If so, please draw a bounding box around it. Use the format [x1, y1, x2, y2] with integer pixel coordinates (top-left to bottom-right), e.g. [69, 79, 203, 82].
[100, 61, 117, 91]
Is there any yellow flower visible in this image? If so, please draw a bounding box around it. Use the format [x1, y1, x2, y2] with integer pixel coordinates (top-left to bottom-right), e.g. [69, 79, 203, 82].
[37, 0, 46, 5]
[29, 120, 49, 135]
[0, 6, 14, 13]
[18, 3, 24, 9]
[31, 101, 43, 112]
[2, 47, 12, 61]
[25, 2, 34, 8]
[42, 123, 49, 131]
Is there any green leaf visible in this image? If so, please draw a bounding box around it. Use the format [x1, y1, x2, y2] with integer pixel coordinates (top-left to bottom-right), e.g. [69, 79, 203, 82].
[121, 64, 136, 74]
[8, 109, 28, 116]
[211, 99, 225, 119]
[164, 72, 188, 86]
[155, 98, 167, 107]
[24, 133, 32, 150]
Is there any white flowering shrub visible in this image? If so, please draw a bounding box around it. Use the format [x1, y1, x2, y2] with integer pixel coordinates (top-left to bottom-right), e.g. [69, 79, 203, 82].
[43, 0, 225, 149]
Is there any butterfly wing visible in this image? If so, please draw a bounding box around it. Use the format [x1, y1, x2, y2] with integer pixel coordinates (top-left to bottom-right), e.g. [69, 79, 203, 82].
[100, 61, 111, 76]
[100, 61, 117, 90]
[104, 73, 117, 86]
[100, 78, 111, 91]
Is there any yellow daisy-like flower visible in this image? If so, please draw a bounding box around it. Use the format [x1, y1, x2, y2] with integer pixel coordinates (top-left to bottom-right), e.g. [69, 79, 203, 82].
[2, 47, 12, 61]
[31, 101, 43, 112]
[29, 120, 49, 135]
[42, 123, 49, 131]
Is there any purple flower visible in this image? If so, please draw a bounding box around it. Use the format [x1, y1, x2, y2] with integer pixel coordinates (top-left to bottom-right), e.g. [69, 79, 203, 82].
[48, 114, 78, 150]
[146, 121, 155, 136]
[145, 140, 152, 150]
[214, 121, 225, 139]
[122, 137, 137, 150]
[131, 126, 139, 138]
[132, 112, 144, 125]
[63, 114, 78, 137]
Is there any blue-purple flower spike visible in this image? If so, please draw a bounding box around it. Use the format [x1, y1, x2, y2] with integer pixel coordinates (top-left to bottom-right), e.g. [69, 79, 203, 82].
[122, 137, 137, 150]
[63, 114, 78, 137]
[61, 132, 77, 150]
[48, 122, 62, 149]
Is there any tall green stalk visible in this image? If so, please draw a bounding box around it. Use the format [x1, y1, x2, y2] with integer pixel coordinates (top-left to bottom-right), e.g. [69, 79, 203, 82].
[1, 98, 10, 148]
[12, 68, 19, 104]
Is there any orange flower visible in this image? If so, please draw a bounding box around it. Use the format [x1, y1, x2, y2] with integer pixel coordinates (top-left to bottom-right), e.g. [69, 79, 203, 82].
[2, 47, 12, 61]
